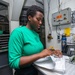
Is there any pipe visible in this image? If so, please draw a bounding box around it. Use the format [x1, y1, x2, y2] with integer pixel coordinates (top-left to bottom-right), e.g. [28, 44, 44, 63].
[35, 0, 43, 5]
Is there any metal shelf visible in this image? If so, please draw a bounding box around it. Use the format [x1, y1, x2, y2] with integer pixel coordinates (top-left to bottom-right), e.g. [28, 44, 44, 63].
[0, 34, 9, 51]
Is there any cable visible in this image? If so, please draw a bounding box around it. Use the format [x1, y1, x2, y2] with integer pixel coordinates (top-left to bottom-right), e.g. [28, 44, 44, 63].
[35, 0, 43, 5]
[56, 26, 61, 34]
[47, 0, 52, 34]
[58, 0, 60, 11]
[58, 0, 63, 11]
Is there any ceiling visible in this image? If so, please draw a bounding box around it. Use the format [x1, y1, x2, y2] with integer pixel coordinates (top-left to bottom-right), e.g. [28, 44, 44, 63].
[0, 0, 9, 10]
[0, 0, 9, 22]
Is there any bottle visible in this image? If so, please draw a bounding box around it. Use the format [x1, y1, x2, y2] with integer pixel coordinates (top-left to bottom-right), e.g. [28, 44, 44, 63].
[61, 34, 67, 54]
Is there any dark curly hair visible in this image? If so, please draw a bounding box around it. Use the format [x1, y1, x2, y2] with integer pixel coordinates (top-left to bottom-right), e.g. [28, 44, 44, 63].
[26, 5, 43, 23]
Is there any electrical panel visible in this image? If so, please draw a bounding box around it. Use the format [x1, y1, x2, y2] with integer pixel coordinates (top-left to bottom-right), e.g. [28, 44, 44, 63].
[72, 11, 75, 23]
[52, 8, 71, 26]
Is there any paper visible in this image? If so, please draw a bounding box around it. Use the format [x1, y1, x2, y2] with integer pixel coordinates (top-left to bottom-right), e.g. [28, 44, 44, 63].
[34, 57, 55, 70]
[34, 56, 66, 74]
[64, 28, 71, 37]
[70, 48, 74, 51]
[50, 56, 66, 73]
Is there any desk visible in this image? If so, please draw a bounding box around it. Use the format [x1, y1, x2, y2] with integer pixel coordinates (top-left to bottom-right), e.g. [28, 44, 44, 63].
[34, 56, 75, 75]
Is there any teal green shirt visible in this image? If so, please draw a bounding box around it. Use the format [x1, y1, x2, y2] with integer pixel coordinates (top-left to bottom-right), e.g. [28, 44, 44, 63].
[8, 26, 44, 69]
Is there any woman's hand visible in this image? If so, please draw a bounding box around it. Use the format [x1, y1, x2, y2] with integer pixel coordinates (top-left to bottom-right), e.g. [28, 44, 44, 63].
[39, 49, 53, 58]
[53, 50, 62, 57]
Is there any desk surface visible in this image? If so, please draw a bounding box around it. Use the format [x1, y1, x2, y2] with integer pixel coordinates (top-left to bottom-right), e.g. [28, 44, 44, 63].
[34, 56, 75, 75]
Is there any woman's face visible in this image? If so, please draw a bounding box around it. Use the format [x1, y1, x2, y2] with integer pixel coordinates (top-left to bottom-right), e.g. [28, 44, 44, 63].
[28, 11, 43, 31]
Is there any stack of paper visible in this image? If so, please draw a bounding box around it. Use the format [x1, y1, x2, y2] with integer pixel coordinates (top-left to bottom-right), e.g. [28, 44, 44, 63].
[50, 56, 66, 73]
[34, 56, 66, 74]
[34, 57, 55, 70]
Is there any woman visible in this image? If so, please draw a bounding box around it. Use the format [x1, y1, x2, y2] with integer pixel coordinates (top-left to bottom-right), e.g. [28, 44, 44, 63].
[8, 5, 62, 75]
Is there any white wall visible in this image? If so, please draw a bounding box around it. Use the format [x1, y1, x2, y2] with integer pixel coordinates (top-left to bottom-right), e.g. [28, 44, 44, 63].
[44, 0, 75, 50]
[8, 0, 25, 33]
[9, 21, 19, 32]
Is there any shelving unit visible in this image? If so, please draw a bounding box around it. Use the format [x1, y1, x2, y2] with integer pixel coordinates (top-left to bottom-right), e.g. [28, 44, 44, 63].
[0, 34, 9, 50]
[0, 34, 13, 75]
[0, 2, 12, 75]
[0, 1, 9, 34]
[0, 15, 9, 34]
